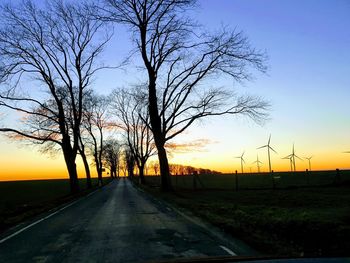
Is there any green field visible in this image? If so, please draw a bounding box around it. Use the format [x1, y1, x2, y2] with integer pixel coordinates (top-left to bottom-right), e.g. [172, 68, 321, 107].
[0, 178, 111, 233]
[143, 169, 350, 190]
[140, 173, 350, 256]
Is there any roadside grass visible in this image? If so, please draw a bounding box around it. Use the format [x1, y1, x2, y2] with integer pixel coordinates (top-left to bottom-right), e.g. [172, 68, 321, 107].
[140, 181, 350, 257]
[0, 177, 112, 233]
[144, 170, 350, 190]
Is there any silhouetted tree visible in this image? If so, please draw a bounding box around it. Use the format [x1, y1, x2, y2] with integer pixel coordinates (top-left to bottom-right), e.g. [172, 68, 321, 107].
[78, 132, 93, 188]
[103, 139, 121, 178]
[112, 88, 156, 184]
[124, 147, 136, 178]
[150, 161, 159, 176]
[100, 0, 269, 191]
[0, 1, 110, 193]
[82, 91, 110, 186]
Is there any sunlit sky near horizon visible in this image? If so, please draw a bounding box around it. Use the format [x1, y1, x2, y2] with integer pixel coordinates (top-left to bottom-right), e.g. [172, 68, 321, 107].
[0, 0, 349, 180]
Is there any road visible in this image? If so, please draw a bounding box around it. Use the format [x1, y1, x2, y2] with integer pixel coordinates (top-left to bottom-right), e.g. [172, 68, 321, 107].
[0, 178, 255, 262]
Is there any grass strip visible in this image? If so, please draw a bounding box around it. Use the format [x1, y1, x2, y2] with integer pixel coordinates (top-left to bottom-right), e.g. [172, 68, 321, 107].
[139, 183, 350, 256]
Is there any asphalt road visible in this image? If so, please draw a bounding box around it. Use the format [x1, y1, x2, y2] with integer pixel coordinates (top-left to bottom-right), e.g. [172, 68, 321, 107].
[0, 178, 255, 262]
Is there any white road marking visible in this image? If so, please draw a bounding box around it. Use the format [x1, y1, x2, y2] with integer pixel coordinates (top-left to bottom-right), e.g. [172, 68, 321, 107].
[0, 188, 99, 244]
[219, 245, 237, 256]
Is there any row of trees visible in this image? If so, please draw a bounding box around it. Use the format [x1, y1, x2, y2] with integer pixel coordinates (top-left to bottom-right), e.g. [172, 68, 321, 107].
[141, 161, 222, 177]
[0, 0, 269, 192]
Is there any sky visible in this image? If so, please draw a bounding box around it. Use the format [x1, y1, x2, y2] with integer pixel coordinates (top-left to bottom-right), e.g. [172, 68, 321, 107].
[0, 0, 349, 180]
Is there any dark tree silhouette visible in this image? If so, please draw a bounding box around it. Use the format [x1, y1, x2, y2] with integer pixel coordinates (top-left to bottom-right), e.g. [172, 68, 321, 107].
[124, 147, 136, 178]
[100, 0, 269, 191]
[112, 88, 156, 184]
[102, 139, 121, 178]
[0, 1, 110, 193]
[82, 91, 110, 186]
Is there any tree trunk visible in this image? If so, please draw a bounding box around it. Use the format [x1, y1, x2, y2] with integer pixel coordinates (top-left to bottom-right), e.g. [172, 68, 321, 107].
[61, 134, 80, 193]
[112, 165, 117, 178]
[157, 145, 172, 191]
[94, 152, 103, 187]
[80, 150, 92, 188]
[139, 163, 145, 185]
[63, 150, 79, 193]
[128, 164, 134, 178]
[139, 25, 173, 191]
[147, 75, 173, 191]
[96, 165, 103, 186]
[98, 170, 103, 186]
[78, 135, 92, 188]
[68, 162, 79, 193]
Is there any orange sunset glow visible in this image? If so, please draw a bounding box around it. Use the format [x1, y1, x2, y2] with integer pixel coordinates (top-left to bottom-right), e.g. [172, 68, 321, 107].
[0, 0, 349, 182]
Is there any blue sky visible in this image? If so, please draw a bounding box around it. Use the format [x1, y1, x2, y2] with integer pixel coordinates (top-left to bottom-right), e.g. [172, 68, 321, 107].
[166, 0, 350, 171]
[0, 0, 349, 180]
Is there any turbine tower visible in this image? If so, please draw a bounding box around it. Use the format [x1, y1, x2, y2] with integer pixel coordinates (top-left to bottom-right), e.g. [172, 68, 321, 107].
[282, 155, 293, 171]
[257, 135, 277, 173]
[288, 143, 302, 171]
[305, 156, 313, 171]
[235, 151, 245, 174]
[252, 154, 263, 173]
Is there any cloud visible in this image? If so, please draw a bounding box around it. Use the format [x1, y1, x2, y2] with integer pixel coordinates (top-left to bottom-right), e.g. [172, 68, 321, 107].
[165, 138, 217, 153]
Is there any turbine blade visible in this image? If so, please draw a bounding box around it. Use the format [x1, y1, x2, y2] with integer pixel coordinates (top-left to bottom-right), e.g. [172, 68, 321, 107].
[268, 134, 271, 145]
[269, 146, 277, 154]
[304, 156, 313, 160]
[257, 145, 267, 149]
[295, 155, 303, 161]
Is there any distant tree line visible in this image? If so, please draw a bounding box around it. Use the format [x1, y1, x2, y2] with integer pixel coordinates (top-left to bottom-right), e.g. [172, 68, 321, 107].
[0, 0, 269, 193]
[136, 161, 222, 177]
[169, 164, 222, 176]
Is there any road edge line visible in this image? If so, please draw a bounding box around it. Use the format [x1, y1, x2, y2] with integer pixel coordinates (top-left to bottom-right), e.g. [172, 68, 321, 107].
[0, 179, 114, 244]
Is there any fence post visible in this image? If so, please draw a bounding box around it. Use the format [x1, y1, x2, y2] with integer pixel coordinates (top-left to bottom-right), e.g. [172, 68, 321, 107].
[235, 170, 238, 191]
[334, 168, 340, 186]
[175, 173, 178, 189]
[272, 170, 275, 190]
[193, 172, 197, 190]
[305, 169, 310, 186]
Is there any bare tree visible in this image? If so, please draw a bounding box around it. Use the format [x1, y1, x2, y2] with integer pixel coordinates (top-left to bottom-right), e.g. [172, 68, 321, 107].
[103, 139, 121, 178]
[150, 161, 159, 176]
[124, 147, 136, 178]
[112, 88, 156, 184]
[78, 131, 93, 188]
[0, 1, 110, 193]
[82, 91, 110, 186]
[100, 0, 269, 191]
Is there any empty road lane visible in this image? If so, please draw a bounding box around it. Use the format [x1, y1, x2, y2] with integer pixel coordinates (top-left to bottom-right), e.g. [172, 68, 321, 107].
[0, 179, 255, 262]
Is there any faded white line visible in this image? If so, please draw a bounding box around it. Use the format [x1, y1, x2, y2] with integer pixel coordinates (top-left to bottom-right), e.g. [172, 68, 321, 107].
[0, 188, 99, 244]
[219, 245, 237, 256]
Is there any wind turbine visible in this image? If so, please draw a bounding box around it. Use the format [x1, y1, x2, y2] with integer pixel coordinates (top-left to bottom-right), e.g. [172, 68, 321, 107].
[252, 154, 263, 173]
[282, 155, 293, 171]
[235, 151, 245, 174]
[304, 156, 313, 171]
[257, 135, 277, 173]
[288, 143, 302, 171]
